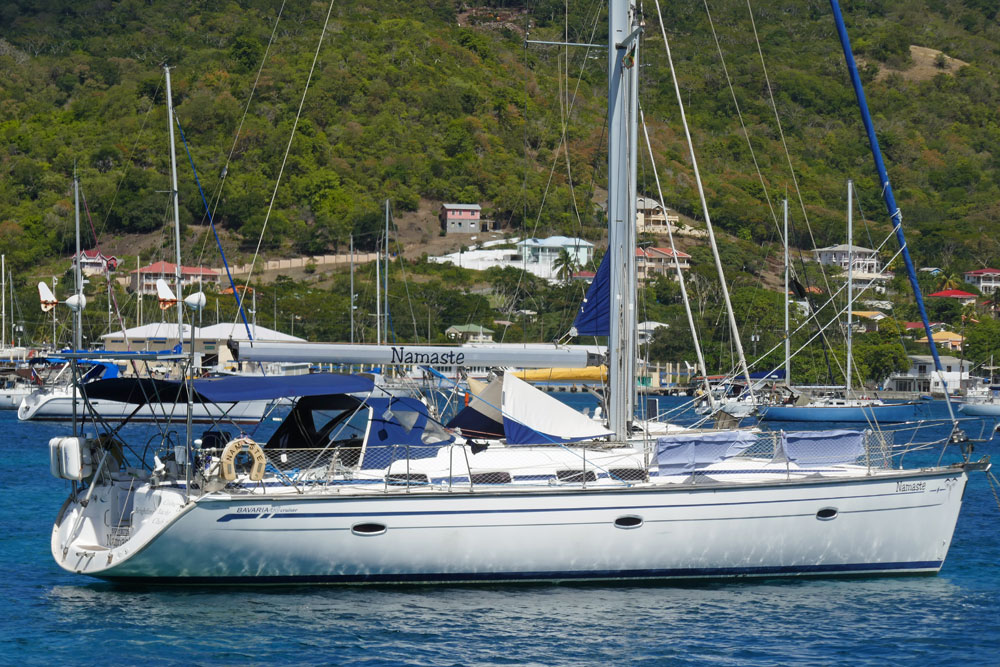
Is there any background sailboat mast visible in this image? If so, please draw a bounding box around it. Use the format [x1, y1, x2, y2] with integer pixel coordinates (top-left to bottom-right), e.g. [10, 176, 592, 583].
[164, 65, 184, 334]
[607, 0, 639, 438]
[1, 254, 5, 351]
[784, 199, 790, 387]
[846, 179, 853, 395]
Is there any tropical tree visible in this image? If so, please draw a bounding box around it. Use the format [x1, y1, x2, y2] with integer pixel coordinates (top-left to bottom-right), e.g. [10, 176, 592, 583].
[553, 248, 578, 283]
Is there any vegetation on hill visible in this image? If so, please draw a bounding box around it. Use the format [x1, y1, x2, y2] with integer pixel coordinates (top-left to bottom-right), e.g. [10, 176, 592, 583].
[2, 0, 999, 377]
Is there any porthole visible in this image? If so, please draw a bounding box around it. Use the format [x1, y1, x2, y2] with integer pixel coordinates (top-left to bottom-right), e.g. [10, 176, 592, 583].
[816, 507, 838, 521]
[614, 515, 644, 529]
[351, 522, 387, 536]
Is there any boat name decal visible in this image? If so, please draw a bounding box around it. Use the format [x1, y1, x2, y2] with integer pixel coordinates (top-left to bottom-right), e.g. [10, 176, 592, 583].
[390, 347, 465, 366]
[896, 481, 926, 493]
[234, 506, 299, 514]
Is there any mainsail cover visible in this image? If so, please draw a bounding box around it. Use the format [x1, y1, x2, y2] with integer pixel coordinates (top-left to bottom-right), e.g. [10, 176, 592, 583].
[501, 374, 613, 445]
[571, 252, 610, 336]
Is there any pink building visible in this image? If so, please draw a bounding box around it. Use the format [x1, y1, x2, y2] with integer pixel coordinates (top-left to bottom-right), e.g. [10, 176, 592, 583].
[440, 203, 483, 235]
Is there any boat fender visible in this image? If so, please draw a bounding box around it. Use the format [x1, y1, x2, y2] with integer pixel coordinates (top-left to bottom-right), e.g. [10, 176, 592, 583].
[220, 437, 267, 482]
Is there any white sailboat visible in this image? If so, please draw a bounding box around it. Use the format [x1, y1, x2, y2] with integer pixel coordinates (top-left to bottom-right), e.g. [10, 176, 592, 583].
[758, 182, 928, 422]
[49, 1, 987, 584]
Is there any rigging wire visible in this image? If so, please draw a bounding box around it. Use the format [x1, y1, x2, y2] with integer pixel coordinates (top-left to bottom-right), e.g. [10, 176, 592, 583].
[652, 0, 756, 400]
[238, 0, 334, 328]
[173, 115, 253, 340]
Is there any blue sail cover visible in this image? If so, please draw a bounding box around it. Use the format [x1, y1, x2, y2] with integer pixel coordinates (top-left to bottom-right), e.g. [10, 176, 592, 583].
[571, 252, 610, 336]
[780, 429, 864, 466]
[656, 431, 756, 475]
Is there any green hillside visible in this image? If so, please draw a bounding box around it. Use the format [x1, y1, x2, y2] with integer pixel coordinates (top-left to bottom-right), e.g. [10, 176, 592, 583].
[1, 0, 999, 378]
[2, 1, 999, 267]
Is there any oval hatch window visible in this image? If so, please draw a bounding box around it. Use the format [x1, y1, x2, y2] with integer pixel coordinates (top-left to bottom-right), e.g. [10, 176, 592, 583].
[614, 515, 644, 529]
[351, 522, 387, 536]
[816, 507, 838, 521]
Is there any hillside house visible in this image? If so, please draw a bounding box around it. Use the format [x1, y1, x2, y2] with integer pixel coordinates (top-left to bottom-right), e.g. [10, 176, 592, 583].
[73, 249, 120, 277]
[928, 289, 977, 307]
[440, 203, 483, 235]
[636, 196, 680, 235]
[963, 268, 1000, 294]
[813, 244, 881, 274]
[636, 246, 691, 283]
[129, 261, 221, 296]
[445, 324, 494, 343]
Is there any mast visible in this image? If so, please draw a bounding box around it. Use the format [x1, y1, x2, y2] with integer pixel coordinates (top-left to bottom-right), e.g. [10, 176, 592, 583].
[1, 254, 5, 351]
[73, 173, 82, 353]
[136, 256, 142, 329]
[164, 65, 184, 337]
[384, 198, 390, 345]
[783, 199, 790, 387]
[375, 236, 381, 346]
[72, 172, 81, 433]
[349, 234, 354, 344]
[607, 0, 640, 439]
[846, 180, 853, 396]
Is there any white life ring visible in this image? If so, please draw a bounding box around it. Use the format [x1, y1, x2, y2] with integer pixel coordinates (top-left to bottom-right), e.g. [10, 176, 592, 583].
[219, 437, 267, 482]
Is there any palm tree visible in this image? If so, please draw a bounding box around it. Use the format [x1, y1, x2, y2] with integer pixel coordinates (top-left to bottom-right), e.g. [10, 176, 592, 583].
[553, 248, 578, 283]
[936, 271, 962, 291]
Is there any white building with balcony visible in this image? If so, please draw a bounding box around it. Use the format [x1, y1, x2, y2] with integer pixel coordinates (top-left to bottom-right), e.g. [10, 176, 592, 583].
[885, 354, 973, 395]
[963, 268, 1000, 294]
[813, 244, 881, 274]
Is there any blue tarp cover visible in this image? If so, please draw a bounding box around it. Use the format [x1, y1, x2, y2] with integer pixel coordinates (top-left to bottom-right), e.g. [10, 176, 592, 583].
[780, 429, 864, 466]
[656, 430, 756, 474]
[360, 396, 453, 468]
[82, 373, 374, 405]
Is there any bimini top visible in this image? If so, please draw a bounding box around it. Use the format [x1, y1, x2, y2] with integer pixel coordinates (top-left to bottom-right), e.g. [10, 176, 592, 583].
[81, 373, 374, 405]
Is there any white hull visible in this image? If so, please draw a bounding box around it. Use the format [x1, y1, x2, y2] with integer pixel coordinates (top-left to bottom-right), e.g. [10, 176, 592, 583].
[19, 390, 269, 423]
[0, 385, 33, 409]
[958, 401, 1000, 417]
[53, 467, 967, 584]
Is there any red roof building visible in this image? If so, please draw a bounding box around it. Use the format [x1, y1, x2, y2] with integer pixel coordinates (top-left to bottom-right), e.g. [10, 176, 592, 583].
[963, 268, 1000, 294]
[928, 289, 977, 306]
[636, 246, 691, 283]
[129, 261, 221, 296]
[73, 248, 120, 276]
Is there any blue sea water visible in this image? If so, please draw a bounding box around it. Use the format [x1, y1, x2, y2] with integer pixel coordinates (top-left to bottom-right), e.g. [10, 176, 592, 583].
[2, 399, 999, 666]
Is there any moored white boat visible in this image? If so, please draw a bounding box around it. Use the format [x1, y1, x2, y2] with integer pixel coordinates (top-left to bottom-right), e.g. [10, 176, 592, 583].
[47, 0, 989, 586]
[19, 383, 269, 423]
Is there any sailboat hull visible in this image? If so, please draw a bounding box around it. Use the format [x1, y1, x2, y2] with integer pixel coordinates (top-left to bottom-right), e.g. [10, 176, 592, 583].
[757, 402, 926, 423]
[54, 469, 967, 584]
[957, 401, 1000, 417]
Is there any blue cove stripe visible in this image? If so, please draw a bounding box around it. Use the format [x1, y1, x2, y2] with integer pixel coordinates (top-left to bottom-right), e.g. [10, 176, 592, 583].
[101, 560, 943, 585]
[214, 487, 939, 522]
